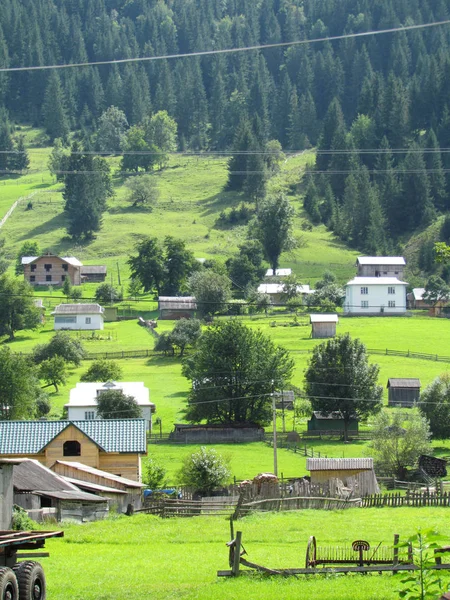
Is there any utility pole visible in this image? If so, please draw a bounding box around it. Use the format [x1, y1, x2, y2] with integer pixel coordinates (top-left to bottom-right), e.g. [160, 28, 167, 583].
[272, 380, 278, 477]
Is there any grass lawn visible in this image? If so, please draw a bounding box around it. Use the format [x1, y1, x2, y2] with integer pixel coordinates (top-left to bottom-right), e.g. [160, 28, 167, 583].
[41, 509, 450, 600]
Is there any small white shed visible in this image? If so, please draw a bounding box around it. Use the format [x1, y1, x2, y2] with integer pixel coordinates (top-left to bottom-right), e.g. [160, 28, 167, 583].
[52, 303, 105, 330]
[310, 314, 339, 338]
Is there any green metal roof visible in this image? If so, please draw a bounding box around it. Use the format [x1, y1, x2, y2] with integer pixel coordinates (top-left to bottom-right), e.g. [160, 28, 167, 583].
[0, 420, 147, 455]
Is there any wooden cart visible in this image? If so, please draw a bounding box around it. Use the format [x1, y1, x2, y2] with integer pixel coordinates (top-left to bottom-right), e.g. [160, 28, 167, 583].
[0, 530, 63, 600]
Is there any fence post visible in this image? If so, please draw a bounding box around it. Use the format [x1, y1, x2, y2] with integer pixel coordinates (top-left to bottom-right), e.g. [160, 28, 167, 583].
[232, 532, 242, 576]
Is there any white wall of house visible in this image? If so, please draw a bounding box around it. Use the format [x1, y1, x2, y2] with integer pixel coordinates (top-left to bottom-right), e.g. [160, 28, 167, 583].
[54, 314, 104, 330]
[344, 279, 407, 314]
[67, 405, 152, 430]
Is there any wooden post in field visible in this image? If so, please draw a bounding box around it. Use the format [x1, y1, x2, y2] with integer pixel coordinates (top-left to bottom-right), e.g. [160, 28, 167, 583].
[393, 534, 399, 566]
[232, 531, 242, 577]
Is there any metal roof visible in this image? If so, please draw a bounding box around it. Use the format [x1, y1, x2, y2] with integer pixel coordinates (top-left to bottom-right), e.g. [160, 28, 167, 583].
[52, 303, 104, 315]
[53, 461, 145, 488]
[312, 411, 357, 420]
[412, 288, 426, 301]
[310, 313, 339, 323]
[80, 265, 107, 274]
[21, 255, 83, 267]
[0, 419, 147, 454]
[62, 477, 128, 494]
[387, 378, 421, 388]
[357, 257, 406, 266]
[346, 277, 408, 286]
[66, 381, 154, 409]
[265, 268, 292, 277]
[307, 458, 374, 471]
[34, 490, 107, 502]
[158, 296, 197, 310]
[257, 283, 312, 295]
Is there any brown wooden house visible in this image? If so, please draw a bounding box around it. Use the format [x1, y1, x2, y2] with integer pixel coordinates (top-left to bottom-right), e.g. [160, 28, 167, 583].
[0, 420, 147, 482]
[158, 297, 197, 320]
[22, 254, 106, 287]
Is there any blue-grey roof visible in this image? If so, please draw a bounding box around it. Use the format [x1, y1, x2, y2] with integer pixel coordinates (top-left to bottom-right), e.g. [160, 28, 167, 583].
[0, 420, 147, 455]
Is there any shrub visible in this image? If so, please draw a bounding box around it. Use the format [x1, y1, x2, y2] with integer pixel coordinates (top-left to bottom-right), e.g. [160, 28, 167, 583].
[178, 447, 231, 495]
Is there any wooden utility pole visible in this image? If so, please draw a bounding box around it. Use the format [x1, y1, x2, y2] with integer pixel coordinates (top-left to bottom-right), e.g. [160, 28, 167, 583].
[272, 381, 278, 477]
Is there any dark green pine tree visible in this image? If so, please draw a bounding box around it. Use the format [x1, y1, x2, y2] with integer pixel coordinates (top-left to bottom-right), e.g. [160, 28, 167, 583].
[384, 74, 410, 149]
[42, 71, 69, 142]
[425, 129, 447, 211]
[399, 144, 435, 232]
[63, 144, 112, 240]
[374, 136, 402, 235]
[303, 176, 321, 224]
[226, 119, 255, 192]
[209, 59, 228, 150]
[243, 140, 267, 204]
[0, 109, 14, 172]
[298, 91, 319, 146]
[328, 122, 355, 201]
[274, 69, 292, 147]
[11, 135, 29, 172]
[316, 98, 345, 172]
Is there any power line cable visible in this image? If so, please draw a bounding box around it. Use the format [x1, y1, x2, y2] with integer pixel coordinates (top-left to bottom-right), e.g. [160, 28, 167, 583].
[1, 20, 449, 73]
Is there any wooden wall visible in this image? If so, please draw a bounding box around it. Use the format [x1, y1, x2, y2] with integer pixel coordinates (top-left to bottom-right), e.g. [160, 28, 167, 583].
[24, 257, 81, 286]
[310, 469, 370, 485]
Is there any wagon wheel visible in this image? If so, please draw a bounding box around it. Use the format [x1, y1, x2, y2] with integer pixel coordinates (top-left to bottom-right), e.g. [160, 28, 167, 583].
[305, 536, 317, 568]
[0, 567, 19, 600]
[352, 540, 370, 567]
[12, 561, 46, 600]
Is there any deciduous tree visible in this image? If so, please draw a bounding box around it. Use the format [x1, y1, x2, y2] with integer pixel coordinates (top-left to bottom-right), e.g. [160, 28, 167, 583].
[80, 359, 123, 382]
[0, 348, 41, 419]
[96, 389, 142, 419]
[182, 320, 294, 424]
[304, 334, 383, 441]
[33, 332, 86, 366]
[0, 275, 41, 340]
[178, 447, 231, 495]
[188, 270, 231, 317]
[419, 374, 450, 439]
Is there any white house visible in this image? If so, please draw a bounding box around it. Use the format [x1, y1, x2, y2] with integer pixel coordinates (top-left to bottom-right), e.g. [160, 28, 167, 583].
[356, 257, 406, 278]
[65, 381, 155, 430]
[344, 277, 408, 315]
[52, 303, 105, 330]
[265, 268, 292, 277]
[257, 283, 314, 304]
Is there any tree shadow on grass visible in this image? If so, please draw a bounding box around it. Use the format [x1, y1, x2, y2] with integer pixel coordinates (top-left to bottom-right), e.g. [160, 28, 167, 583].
[199, 190, 247, 218]
[19, 213, 67, 239]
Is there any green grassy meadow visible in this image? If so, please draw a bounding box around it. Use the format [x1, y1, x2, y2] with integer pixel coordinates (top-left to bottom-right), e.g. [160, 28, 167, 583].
[40, 509, 450, 600]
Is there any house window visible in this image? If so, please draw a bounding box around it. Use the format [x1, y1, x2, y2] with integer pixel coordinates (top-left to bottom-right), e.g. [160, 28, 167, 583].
[361, 301, 369, 308]
[63, 440, 81, 456]
[360, 287, 368, 295]
[394, 271, 399, 275]
[388, 287, 396, 294]
[30, 264, 36, 272]
[30, 275, 35, 282]
[383, 271, 388, 275]
[55, 316, 76, 324]
[388, 300, 396, 308]
[85, 317, 91, 324]
[62, 264, 68, 272]
[44, 263, 52, 271]
[61, 275, 65, 282]
[85, 411, 95, 420]
[46, 275, 52, 282]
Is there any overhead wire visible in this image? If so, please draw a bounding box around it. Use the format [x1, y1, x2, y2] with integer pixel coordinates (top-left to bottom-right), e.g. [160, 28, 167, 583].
[1, 20, 449, 73]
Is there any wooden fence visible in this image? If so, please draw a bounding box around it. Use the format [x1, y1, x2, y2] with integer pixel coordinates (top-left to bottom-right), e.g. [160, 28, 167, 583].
[361, 490, 450, 508]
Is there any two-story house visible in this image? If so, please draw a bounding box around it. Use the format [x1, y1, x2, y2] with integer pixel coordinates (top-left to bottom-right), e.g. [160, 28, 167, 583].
[344, 277, 408, 315]
[22, 254, 107, 286]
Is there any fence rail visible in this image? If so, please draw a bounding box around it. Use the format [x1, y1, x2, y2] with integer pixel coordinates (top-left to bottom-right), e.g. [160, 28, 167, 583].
[361, 491, 450, 508]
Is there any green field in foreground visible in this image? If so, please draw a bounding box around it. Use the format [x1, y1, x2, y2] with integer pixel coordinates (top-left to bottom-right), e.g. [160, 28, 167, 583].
[41, 509, 450, 600]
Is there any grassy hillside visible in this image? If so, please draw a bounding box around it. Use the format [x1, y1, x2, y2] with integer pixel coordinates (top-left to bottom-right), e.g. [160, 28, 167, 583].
[43, 509, 450, 600]
[1, 147, 358, 286]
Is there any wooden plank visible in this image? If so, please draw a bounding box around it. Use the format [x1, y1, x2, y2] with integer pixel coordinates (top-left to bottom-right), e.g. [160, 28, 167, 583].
[217, 570, 233, 577]
[232, 532, 242, 577]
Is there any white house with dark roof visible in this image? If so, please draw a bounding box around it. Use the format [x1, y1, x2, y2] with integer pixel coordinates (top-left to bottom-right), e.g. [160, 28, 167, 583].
[65, 381, 155, 430]
[344, 277, 408, 315]
[356, 256, 406, 278]
[52, 303, 104, 330]
[257, 283, 313, 304]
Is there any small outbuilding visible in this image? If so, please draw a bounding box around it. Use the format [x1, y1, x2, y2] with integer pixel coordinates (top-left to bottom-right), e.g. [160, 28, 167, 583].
[307, 457, 379, 495]
[158, 297, 197, 320]
[310, 313, 338, 338]
[307, 412, 358, 434]
[52, 303, 105, 330]
[169, 423, 265, 443]
[80, 265, 107, 283]
[387, 378, 421, 407]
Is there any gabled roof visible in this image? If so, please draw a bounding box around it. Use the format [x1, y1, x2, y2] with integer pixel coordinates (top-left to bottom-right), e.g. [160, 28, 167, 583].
[66, 381, 154, 409]
[265, 268, 292, 277]
[387, 378, 421, 388]
[52, 303, 104, 315]
[311, 411, 357, 420]
[357, 257, 406, 266]
[346, 277, 408, 286]
[0, 419, 147, 455]
[257, 283, 312, 295]
[13, 459, 106, 502]
[412, 288, 426, 301]
[307, 458, 373, 471]
[80, 265, 107, 274]
[158, 297, 197, 310]
[53, 461, 145, 489]
[309, 313, 339, 323]
[21, 255, 83, 267]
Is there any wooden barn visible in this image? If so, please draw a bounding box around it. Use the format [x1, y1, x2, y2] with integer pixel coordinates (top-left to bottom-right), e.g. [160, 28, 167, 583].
[309, 314, 338, 338]
[169, 423, 265, 443]
[307, 412, 358, 434]
[307, 458, 379, 496]
[387, 378, 421, 407]
[13, 459, 108, 523]
[158, 297, 197, 320]
[0, 419, 147, 482]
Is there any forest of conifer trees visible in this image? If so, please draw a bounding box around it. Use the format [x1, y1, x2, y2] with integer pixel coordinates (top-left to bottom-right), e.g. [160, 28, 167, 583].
[1, 0, 450, 250]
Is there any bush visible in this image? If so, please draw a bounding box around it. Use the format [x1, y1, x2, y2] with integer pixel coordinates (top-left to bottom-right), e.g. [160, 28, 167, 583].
[95, 283, 123, 304]
[33, 332, 86, 366]
[178, 447, 231, 495]
[12, 505, 37, 531]
[80, 359, 123, 382]
[142, 458, 167, 489]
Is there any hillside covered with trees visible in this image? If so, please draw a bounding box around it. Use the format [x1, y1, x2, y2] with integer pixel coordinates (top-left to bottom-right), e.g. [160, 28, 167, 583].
[1, 0, 450, 259]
